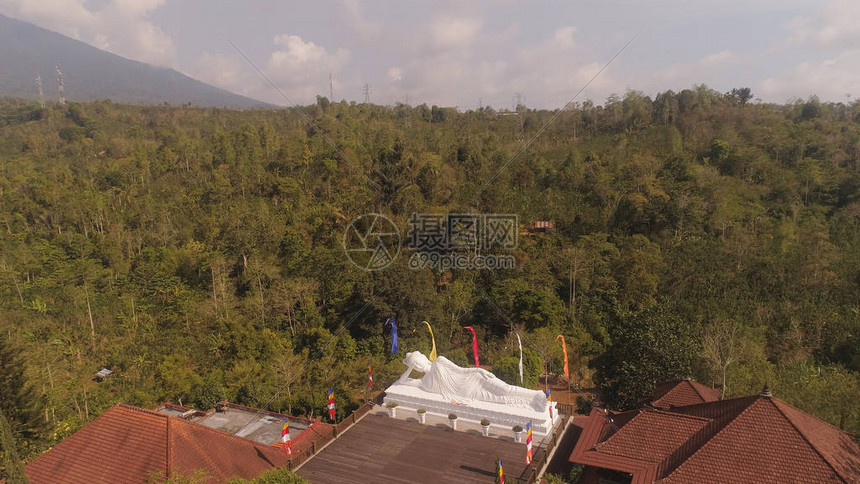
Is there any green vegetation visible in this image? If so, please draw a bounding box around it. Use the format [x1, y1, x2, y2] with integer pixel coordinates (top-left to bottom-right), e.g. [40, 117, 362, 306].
[0, 86, 859, 477]
[151, 468, 308, 484]
[226, 468, 309, 484]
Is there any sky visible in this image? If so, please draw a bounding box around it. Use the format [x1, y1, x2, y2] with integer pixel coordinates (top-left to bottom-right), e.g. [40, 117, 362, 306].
[1, 0, 858, 109]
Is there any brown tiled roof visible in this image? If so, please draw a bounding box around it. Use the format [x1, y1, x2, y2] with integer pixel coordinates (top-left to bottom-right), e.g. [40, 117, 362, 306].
[662, 397, 860, 483]
[595, 410, 710, 464]
[649, 379, 720, 409]
[24, 404, 290, 484]
[571, 394, 860, 484]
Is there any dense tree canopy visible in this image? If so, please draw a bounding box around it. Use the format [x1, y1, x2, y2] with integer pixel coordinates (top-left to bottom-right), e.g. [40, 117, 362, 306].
[0, 86, 859, 478]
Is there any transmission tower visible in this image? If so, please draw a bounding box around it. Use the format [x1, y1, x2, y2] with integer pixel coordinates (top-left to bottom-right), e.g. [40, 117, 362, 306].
[513, 92, 525, 111]
[329, 73, 334, 101]
[56, 63, 65, 106]
[363, 83, 372, 104]
[36, 73, 45, 108]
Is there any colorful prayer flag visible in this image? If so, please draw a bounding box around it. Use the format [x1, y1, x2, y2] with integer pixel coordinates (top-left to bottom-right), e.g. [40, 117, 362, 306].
[557, 334, 570, 380]
[385, 318, 399, 354]
[422, 320, 437, 361]
[462, 326, 480, 367]
[327, 386, 336, 421]
[525, 421, 533, 465]
[498, 458, 505, 484]
[547, 389, 553, 419]
[515, 332, 524, 385]
[368, 363, 373, 389]
[282, 419, 292, 455]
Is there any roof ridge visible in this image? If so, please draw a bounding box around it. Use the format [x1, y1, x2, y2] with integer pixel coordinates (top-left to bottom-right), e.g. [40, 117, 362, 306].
[117, 403, 170, 419]
[767, 398, 848, 483]
[645, 408, 712, 423]
[660, 394, 759, 481]
[771, 397, 855, 439]
[686, 380, 709, 401]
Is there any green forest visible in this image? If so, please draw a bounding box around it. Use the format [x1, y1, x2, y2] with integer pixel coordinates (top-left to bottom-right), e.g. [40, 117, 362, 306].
[1, 87, 859, 472]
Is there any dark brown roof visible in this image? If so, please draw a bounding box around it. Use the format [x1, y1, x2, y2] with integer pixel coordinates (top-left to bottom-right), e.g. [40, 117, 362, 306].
[571, 394, 860, 483]
[649, 379, 721, 409]
[24, 404, 291, 484]
[297, 412, 532, 483]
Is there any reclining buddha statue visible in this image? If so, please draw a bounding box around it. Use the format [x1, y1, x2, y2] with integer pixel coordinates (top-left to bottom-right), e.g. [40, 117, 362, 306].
[397, 351, 548, 412]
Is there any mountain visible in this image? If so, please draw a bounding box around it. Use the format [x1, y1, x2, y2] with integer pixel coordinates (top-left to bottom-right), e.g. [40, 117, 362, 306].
[0, 14, 275, 109]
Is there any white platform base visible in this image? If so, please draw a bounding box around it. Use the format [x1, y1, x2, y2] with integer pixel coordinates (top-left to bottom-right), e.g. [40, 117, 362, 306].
[383, 381, 559, 436]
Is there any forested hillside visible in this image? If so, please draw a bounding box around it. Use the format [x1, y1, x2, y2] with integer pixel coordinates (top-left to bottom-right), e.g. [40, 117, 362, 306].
[0, 14, 273, 108]
[0, 88, 859, 465]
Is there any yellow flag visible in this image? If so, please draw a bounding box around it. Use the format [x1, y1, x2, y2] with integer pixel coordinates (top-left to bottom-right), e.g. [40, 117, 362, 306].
[422, 320, 437, 361]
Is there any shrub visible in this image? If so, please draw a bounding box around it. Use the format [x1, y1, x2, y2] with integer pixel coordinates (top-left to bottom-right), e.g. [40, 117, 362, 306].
[480, 418, 490, 426]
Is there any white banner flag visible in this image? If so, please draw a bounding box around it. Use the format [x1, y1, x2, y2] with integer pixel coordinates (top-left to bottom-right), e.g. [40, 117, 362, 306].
[515, 332, 523, 385]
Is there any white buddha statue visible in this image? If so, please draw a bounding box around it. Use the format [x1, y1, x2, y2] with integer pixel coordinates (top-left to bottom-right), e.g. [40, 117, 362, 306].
[397, 351, 547, 412]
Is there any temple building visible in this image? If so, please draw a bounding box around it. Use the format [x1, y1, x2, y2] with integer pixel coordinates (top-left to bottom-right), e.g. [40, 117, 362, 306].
[570, 384, 860, 483]
[16, 402, 322, 484]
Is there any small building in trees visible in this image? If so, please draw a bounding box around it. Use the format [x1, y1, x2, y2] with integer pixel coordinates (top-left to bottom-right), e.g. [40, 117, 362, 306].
[93, 368, 113, 382]
[521, 220, 555, 236]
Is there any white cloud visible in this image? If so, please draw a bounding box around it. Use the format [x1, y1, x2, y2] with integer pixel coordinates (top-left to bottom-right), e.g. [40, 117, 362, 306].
[552, 26, 577, 50]
[383, 22, 623, 108]
[188, 35, 350, 106]
[761, 0, 860, 101]
[0, 0, 176, 66]
[191, 53, 246, 94]
[342, 0, 381, 39]
[388, 67, 402, 82]
[430, 17, 482, 50]
[265, 35, 349, 103]
[656, 50, 736, 84]
[789, 0, 860, 49]
[760, 50, 860, 101]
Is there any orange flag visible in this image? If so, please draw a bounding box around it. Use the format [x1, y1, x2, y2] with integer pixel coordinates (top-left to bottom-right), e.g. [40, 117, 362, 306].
[557, 334, 569, 380]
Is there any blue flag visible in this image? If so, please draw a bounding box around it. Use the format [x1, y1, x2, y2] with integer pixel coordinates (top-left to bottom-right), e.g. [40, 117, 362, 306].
[385, 317, 399, 354]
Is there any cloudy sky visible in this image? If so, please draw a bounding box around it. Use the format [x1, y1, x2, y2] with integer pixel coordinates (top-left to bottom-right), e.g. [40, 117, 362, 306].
[1, 0, 858, 108]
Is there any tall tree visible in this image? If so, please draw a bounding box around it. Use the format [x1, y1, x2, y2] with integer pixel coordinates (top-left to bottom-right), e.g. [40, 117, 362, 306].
[594, 303, 699, 409]
[702, 318, 745, 398]
[0, 335, 46, 451]
[0, 410, 28, 483]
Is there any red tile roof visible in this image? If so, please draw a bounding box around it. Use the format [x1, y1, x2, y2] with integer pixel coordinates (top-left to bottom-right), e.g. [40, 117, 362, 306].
[23, 404, 291, 484]
[649, 379, 720, 409]
[571, 393, 860, 483]
[595, 410, 710, 464]
[663, 397, 860, 483]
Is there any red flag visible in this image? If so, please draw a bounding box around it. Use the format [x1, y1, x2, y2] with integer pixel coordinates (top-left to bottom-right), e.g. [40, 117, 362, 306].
[462, 326, 480, 367]
[368, 364, 373, 390]
[327, 386, 336, 421]
[557, 334, 569, 380]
